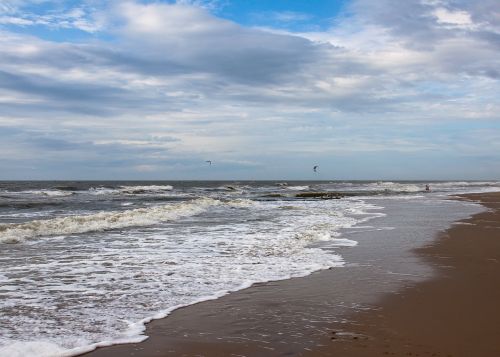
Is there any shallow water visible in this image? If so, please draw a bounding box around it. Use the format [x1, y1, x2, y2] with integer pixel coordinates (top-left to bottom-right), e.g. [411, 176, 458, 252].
[0, 180, 498, 357]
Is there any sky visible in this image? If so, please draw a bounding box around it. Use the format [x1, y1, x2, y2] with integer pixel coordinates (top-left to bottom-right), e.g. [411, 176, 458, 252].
[0, 0, 499, 180]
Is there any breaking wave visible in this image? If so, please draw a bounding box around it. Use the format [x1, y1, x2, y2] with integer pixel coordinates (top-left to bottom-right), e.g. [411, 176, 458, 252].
[285, 185, 310, 191]
[89, 185, 174, 195]
[118, 185, 174, 194]
[0, 198, 219, 244]
[5, 190, 74, 197]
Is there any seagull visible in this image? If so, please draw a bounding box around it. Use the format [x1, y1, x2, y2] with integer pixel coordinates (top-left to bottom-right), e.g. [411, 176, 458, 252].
[313, 165, 319, 172]
[206, 160, 212, 166]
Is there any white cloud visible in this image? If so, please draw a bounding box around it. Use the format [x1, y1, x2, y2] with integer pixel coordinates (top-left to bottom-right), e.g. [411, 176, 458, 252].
[118, 2, 220, 36]
[0, 0, 105, 32]
[0, 0, 499, 179]
[433, 7, 474, 28]
[0, 15, 33, 25]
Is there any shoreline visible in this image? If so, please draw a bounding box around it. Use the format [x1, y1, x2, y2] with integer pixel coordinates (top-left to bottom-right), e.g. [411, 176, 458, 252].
[83, 192, 500, 357]
[308, 192, 500, 356]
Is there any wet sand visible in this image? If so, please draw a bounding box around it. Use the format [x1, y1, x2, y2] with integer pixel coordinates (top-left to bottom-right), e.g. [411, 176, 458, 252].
[308, 192, 500, 357]
[84, 192, 500, 357]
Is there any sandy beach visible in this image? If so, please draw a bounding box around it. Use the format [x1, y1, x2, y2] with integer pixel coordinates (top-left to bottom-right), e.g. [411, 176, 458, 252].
[307, 192, 500, 357]
[83, 191, 500, 357]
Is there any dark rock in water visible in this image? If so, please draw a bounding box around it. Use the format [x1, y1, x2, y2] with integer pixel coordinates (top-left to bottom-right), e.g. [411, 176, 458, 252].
[295, 192, 344, 199]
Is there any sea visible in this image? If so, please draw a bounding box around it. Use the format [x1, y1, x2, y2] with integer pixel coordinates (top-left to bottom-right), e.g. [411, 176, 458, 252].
[0, 180, 499, 357]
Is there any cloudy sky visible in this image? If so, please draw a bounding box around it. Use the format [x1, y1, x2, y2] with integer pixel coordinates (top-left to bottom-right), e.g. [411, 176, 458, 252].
[0, 0, 499, 180]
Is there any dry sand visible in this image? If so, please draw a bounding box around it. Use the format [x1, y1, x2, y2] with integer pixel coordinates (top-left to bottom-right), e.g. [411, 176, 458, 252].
[84, 192, 500, 357]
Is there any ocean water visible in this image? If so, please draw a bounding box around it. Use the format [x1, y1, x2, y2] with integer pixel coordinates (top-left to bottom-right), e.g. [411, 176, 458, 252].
[0, 180, 498, 357]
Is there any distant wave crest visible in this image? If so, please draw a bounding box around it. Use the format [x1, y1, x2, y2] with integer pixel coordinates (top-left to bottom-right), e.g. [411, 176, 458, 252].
[89, 185, 174, 195]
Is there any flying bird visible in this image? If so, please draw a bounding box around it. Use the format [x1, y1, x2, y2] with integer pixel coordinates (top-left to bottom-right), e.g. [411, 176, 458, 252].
[206, 160, 212, 166]
[313, 165, 319, 172]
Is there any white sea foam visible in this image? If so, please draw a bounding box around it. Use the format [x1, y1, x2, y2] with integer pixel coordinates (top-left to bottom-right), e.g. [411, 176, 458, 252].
[119, 185, 173, 194]
[11, 190, 74, 197]
[383, 181, 500, 194]
[87, 185, 174, 196]
[225, 198, 258, 208]
[331, 238, 358, 247]
[0, 341, 69, 357]
[297, 230, 334, 242]
[285, 185, 309, 191]
[0, 198, 220, 244]
[0, 196, 380, 356]
[367, 182, 422, 193]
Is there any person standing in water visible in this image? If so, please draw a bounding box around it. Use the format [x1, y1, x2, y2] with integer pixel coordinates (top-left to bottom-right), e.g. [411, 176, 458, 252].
[425, 184, 431, 192]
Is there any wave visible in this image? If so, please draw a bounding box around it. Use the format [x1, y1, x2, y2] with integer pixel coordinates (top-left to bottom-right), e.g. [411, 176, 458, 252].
[225, 198, 258, 208]
[285, 185, 309, 191]
[431, 181, 500, 187]
[330, 238, 358, 247]
[87, 185, 174, 196]
[88, 187, 118, 195]
[5, 190, 74, 197]
[0, 201, 65, 209]
[0, 198, 219, 244]
[362, 181, 500, 194]
[367, 182, 422, 193]
[119, 185, 173, 194]
[294, 222, 359, 245]
[298, 230, 333, 242]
